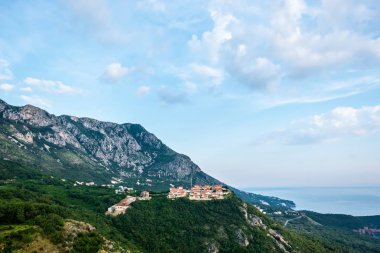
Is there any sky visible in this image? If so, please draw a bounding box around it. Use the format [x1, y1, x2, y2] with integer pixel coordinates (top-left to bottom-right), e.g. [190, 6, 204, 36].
[1, 0, 380, 188]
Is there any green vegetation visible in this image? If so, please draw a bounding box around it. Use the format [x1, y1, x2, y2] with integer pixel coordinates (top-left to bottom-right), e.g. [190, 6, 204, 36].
[1, 101, 379, 252]
[302, 211, 380, 229]
[113, 196, 270, 252]
[0, 225, 37, 252]
[284, 213, 380, 253]
[0, 160, 135, 252]
[71, 232, 104, 253]
[1, 159, 380, 252]
[32, 214, 65, 243]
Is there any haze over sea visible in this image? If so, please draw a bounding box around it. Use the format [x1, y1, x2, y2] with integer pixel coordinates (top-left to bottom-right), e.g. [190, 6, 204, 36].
[245, 187, 380, 216]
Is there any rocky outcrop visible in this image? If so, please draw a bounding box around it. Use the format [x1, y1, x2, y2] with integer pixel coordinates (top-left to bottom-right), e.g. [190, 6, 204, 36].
[63, 220, 96, 238]
[235, 228, 249, 247]
[239, 202, 292, 252]
[268, 229, 291, 253]
[62, 220, 129, 253]
[205, 241, 219, 253]
[3, 104, 57, 127]
[0, 99, 7, 112]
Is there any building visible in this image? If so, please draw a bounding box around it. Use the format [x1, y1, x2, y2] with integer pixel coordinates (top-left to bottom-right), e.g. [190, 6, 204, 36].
[115, 186, 135, 194]
[187, 185, 228, 200]
[105, 196, 136, 216]
[192, 185, 201, 191]
[139, 191, 151, 200]
[214, 185, 223, 191]
[168, 186, 188, 198]
[166, 185, 229, 200]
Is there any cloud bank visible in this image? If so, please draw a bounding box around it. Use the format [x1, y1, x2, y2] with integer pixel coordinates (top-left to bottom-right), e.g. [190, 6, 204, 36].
[258, 105, 380, 145]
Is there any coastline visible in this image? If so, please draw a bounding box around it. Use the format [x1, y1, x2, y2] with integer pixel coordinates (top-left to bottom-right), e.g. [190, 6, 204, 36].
[244, 186, 380, 216]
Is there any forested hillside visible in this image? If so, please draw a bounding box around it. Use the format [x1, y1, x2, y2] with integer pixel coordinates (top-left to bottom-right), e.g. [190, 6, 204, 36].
[0, 159, 352, 253]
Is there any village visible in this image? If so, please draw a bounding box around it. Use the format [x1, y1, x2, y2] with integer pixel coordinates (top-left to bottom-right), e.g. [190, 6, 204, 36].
[105, 184, 230, 216]
[168, 184, 228, 200]
[354, 227, 380, 239]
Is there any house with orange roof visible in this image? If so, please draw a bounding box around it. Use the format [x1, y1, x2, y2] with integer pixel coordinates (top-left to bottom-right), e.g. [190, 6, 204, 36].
[168, 186, 188, 198]
[105, 195, 137, 216]
[168, 184, 229, 200]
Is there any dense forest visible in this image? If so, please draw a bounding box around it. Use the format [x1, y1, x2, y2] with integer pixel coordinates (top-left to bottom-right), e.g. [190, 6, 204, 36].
[301, 211, 380, 230]
[1, 159, 380, 252]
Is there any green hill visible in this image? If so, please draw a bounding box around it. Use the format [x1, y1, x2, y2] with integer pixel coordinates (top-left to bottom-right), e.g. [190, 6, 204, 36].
[301, 211, 380, 230]
[281, 211, 380, 253]
[0, 159, 342, 253]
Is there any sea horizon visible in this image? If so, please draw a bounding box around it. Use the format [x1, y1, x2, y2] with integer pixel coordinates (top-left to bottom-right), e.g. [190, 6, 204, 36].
[243, 186, 380, 217]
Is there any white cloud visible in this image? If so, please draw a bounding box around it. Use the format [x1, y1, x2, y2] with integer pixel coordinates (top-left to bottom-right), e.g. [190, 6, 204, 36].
[157, 86, 188, 105]
[227, 55, 281, 91]
[20, 87, 33, 92]
[0, 59, 13, 81]
[307, 106, 380, 136]
[102, 63, 129, 82]
[0, 83, 14, 91]
[189, 63, 224, 88]
[188, 10, 238, 63]
[20, 95, 51, 108]
[175, 63, 225, 93]
[186, 1, 380, 102]
[253, 76, 380, 109]
[136, 85, 151, 96]
[258, 105, 380, 145]
[319, 0, 375, 29]
[266, 0, 380, 77]
[24, 77, 78, 94]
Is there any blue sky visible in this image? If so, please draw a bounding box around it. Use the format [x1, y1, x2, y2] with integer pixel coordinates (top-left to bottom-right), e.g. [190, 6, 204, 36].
[1, 0, 380, 187]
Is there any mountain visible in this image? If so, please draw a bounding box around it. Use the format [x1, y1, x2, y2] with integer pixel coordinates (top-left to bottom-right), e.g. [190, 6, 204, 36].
[1, 98, 380, 252]
[0, 99, 294, 209]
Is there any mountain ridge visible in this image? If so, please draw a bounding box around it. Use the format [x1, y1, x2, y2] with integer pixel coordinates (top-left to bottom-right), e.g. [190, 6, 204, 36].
[0, 98, 294, 208]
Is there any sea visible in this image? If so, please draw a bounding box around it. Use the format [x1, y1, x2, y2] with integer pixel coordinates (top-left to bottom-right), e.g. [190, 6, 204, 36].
[244, 186, 380, 216]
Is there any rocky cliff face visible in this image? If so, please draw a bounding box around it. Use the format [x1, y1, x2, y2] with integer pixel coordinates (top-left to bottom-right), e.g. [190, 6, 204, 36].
[0, 99, 205, 189]
[0, 99, 295, 208]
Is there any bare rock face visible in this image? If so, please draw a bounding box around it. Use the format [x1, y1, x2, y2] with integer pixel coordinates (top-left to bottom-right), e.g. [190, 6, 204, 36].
[0, 99, 7, 112]
[13, 131, 34, 144]
[4, 104, 56, 127]
[63, 220, 129, 253]
[268, 229, 291, 253]
[63, 220, 96, 237]
[205, 241, 219, 253]
[235, 229, 249, 247]
[163, 155, 201, 179]
[0, 100, 202, 185]
[240, 202, 267, 229]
